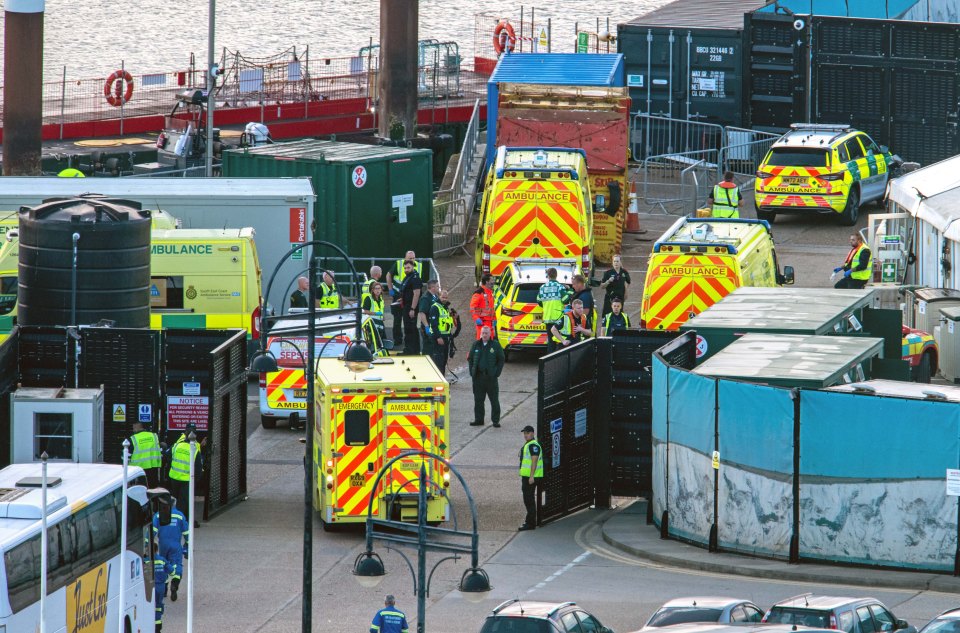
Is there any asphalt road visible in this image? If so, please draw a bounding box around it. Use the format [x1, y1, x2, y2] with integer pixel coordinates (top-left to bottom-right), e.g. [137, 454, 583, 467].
[169, 208, 935, 633]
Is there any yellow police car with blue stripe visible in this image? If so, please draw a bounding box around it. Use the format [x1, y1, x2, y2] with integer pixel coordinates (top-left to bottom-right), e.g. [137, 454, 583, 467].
[755, 124, 900, 226]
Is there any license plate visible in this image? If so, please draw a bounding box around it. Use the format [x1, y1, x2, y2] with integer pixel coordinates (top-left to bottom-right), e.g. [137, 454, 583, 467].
[293, 389, 307, 398]
[399, 460, 419, 471]
[783, 177, 808, 185]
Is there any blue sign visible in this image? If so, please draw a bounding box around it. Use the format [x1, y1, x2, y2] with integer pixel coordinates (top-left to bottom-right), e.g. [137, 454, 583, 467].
[550, 418, 562, 434]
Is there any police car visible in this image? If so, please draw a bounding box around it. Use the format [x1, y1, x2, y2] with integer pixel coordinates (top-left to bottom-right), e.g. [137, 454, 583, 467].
[754, 124, 901, 225]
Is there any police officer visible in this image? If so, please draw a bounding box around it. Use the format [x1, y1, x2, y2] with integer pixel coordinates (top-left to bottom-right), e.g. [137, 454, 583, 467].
[537, 268, 573, 354]
[468, 325, 505, 428]
[290, 276, 309, 309]
[599, 255, 631, 318]
[418, 279, 440, 356]
[318, 271, 340, 309]
[601, 297, 630, 336]
[518, 425, 543, 531]
[834, 233, 872, 289]
[428, 286, 455, 374]
[386, 251, 422, 346]
[168, 425, 203, 527]
[708, 171, 741, 218]
[129, 421, 161, 488]
[399, 260, 423, 355]
[370, 594, 409, 633]
[153, 496, 189, 603]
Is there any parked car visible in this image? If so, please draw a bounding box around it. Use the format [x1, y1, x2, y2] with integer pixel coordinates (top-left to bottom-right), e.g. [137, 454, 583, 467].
[763, 594, 917, 633]
[918, 608, 960, 633]
[480, 600, 613, 633]
[632, 623, 834, 633]
[641, 598, 764, 629]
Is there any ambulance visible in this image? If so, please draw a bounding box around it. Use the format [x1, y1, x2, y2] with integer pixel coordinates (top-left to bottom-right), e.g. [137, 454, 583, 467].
[259, 311, 390, 429]
[476, 147, 594, 281]
[314, 355, 449, 528]
[0, 225, 262, 351]
[641, 218, 795, 330]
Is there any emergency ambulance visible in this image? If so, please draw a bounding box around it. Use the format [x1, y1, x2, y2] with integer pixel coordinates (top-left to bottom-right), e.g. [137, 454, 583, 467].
[476, 147, 594, 281]
[259, 311, 390, 429]
[493, 258, 580, 355]
[641, 218, 794, 330]
[0, 225, 262, 351]
[314, 355, 449, 528]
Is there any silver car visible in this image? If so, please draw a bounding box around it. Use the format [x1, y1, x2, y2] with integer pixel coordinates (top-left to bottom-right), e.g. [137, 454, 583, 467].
[641, 598, 764, 630]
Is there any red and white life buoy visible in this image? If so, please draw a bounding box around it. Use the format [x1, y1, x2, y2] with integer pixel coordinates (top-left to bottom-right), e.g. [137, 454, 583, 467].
[493, 21, 516, 55]
[104, 69, 134, 107]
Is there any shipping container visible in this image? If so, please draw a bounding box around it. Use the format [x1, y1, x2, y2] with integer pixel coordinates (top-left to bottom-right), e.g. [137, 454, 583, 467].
[495, 83, 631, 264]
[746, 8, 960, 166]
[617, 0, 767, 126]
[0, 177, 314, 314]
[222, 140, 435, 270]
[485, 53, 626, 170]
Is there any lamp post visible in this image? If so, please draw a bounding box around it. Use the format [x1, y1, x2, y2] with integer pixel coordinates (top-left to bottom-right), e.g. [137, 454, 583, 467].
[249, 241, 373, 633]
[352, 451, 492, 633]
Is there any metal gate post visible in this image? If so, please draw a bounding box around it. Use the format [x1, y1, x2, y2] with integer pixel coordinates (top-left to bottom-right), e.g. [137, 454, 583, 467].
[594, 339, 612, 510]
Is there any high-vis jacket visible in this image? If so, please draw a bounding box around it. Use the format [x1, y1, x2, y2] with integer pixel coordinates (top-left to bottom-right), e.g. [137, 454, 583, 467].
[393, 260, 422, 284]
[519, 439, 544, 478]
[362, 292, 386, 327]
[430, 301, 454, 335]
[169, 436, 200, 482]
[537, 280, 572, 323]
[603, 311, 630, 334]
[553, 312, 588, 343]
[130, 431, 161, 469]
[469, 287, 495, 324]
[319, 282, 340, 309]
[370, 606, 410, 633]
[844, 243, 873, 281]
[711, 182, 741, 218]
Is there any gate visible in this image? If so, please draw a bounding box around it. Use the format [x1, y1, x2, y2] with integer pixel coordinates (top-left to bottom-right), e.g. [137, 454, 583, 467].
[535, 332, 681, 526]
[537, 340, 598, 525]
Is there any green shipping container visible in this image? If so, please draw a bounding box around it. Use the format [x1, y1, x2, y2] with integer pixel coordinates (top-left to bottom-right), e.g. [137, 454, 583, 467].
[222, 139, 434, 259]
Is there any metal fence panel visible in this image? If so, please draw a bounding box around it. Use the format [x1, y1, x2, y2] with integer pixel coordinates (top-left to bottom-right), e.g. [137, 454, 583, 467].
[0, 329, 19, 468]
[206, 330, 248, 519]
[18, 326, 72, 388]
[537, 340, 597, 526]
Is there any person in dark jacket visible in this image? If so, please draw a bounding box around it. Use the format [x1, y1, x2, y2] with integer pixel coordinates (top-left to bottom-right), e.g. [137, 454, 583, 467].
[468, 325, 505, 428]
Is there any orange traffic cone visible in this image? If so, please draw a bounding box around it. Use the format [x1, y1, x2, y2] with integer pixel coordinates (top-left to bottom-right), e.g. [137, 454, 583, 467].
[624, 180, 644, 234]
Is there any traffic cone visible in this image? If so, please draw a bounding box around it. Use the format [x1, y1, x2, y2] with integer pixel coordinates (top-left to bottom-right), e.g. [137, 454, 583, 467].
[624, 180, 644, 234]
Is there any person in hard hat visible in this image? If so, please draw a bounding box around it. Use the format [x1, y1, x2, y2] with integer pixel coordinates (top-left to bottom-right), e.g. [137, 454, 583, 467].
[707, 171, 741, 218]
[128, 421, 161, 488]
[57, 167, 85, 177]
[834, 233, 873, 289]
[153, 496, 189, 604]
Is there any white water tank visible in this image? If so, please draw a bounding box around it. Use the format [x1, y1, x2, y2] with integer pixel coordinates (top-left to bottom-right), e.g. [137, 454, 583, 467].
[938, 306, 960, 383]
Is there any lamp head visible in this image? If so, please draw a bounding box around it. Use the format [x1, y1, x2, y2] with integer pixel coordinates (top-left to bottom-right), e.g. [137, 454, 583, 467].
[250, 349, 279, 373]
[344, 341, 374, 372]
[353, 551, 386, 588]
[459, 567, 492, 603]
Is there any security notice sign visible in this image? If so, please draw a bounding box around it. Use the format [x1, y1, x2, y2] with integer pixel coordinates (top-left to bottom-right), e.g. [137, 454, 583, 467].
[167, 395, 210, 431]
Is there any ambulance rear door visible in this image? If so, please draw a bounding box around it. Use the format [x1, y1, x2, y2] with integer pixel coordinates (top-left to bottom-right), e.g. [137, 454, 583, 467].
[329, 394, 382, 520]
[383, 399, 437, 497]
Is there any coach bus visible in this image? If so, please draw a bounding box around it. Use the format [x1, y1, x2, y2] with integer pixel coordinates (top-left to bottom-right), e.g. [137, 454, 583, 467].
[0, 462, 155, 633]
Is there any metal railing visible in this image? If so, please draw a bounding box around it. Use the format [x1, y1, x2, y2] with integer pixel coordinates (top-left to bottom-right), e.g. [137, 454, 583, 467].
[434, 99, 483, 256]
[718, 126, 780, 177]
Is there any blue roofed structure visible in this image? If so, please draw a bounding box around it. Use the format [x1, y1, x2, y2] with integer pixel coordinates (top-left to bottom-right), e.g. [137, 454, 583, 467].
[753, 0, 928, 19]
[485, 53, 625, 168]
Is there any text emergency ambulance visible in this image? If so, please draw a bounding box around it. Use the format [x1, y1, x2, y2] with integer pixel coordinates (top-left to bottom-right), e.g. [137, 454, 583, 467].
[259, 311, 389, 429]
[641, 218, 794, 330]
[314, 355, 449, 528]
[476, 147, 594, 281]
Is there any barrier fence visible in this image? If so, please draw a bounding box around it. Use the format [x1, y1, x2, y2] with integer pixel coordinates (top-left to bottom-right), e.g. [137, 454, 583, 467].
[653, 331, 960, 573]
[632, 114, 780, 215]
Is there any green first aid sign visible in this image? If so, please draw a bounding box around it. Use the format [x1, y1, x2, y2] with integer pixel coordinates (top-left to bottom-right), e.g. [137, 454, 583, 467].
[577, 32, 589, 53]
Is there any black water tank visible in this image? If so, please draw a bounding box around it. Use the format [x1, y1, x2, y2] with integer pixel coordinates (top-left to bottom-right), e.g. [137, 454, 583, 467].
[18, 195, 152, 328]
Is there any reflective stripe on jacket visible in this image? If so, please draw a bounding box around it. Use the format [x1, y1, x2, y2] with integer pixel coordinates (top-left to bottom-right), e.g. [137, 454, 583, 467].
[538, 280, 570, 323]
[845, 243, 873, 281]
[519, 440, 544, 478]
[130, 431, 161, 468]
[169, 437, 199, 482]
[319, 283, 340, 309]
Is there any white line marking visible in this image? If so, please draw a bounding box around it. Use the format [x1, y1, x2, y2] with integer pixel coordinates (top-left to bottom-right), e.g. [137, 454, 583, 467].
[525, 552, 590, 594]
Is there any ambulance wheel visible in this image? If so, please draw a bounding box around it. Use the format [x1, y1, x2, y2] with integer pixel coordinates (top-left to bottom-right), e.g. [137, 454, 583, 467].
[756, 208, 776, 224]
[840, 187, 860, 226]
[260, 415, 278, 430]
[503, 348, 512, 362]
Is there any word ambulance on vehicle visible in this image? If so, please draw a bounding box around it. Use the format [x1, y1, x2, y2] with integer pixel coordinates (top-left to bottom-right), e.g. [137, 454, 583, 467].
[259, 311, 390, 430]
[476, 147, 594, 281]
[641, 218, 794, 330]
[314, 356, 449, 528]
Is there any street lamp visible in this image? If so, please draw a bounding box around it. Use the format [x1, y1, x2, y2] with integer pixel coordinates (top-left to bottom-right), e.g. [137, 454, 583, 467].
[248, 240, 370, 633]
[352, 451, 492, 632]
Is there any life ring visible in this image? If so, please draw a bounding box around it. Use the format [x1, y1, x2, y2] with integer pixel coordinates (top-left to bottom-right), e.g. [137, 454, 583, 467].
[103, 70, 134, 107]
[493, 22, 516, 55]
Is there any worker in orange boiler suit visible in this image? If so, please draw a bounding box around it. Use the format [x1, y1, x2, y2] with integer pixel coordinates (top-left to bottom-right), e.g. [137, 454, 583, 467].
[470, 273, 496, 339]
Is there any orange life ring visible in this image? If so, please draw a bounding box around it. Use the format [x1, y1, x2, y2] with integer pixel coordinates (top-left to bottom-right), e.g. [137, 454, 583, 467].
[104, 70, 134, 107]
[493, 22, 516, 55]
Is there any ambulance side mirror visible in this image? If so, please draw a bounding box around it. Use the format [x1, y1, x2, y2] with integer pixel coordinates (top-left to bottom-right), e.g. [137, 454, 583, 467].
[781, 265, 796, 285]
